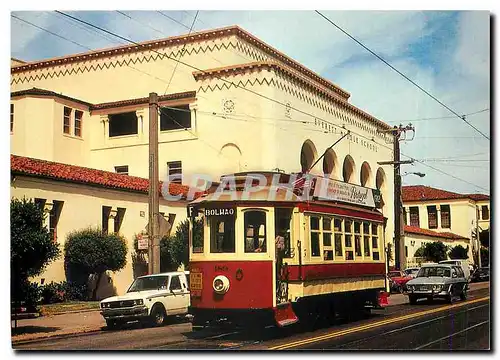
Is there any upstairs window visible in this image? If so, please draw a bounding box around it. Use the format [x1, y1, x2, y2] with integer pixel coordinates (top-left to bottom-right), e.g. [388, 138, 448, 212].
[482, 205, 489, 220]
[102, 206, 112, 234]
[167, 161, 182, 184]
[115, 165, 129, 175]
[427, 205, 438, 229]
[49, 201, 63, 242]
[10, 104, 14, 133]
[160, 105, 191, 131]
[441, 205, 451, 228]
[109, 112, 138, 137]
[409, 206, 420, 227]
[63, 107, 71, 134]
[74, 110, 83, 137]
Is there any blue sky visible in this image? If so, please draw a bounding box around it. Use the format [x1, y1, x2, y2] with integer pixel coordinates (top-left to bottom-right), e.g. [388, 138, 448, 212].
[10, 10, 491, 194]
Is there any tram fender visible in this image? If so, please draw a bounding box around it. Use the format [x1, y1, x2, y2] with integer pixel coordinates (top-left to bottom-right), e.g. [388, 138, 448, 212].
[273, 302, 298, 327]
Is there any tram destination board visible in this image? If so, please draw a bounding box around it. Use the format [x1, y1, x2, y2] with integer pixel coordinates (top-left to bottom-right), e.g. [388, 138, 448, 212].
[204, 207, 236, 217]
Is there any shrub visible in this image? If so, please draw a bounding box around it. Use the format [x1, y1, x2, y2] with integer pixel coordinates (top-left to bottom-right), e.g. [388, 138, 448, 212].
[65, 228, 127, 300]
[448, 245, 469, 260]
[11, 198, 60, 305]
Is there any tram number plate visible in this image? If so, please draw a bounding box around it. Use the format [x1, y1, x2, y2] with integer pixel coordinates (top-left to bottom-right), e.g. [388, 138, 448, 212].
[190, 273, 203, 290]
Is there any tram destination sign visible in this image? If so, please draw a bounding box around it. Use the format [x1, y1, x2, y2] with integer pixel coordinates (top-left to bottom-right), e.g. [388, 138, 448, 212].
[313, 177, 382, 208]
[204, 207, 236, 217]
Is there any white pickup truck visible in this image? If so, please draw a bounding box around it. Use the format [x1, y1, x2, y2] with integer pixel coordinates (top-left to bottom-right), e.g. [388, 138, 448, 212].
[100, 271, 190, 329]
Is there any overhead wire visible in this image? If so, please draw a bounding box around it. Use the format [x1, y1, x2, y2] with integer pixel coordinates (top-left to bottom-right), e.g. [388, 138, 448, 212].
[314, 10, 490, 140]
[15, 11, 489, 192]
[386, 108, 490, 123]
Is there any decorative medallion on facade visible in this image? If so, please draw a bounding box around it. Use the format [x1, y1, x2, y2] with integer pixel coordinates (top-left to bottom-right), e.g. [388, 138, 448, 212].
[222, 99, 235, 114]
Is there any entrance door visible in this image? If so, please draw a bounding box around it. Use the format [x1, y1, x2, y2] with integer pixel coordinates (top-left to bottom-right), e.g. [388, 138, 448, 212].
[275, 208, 292, 304]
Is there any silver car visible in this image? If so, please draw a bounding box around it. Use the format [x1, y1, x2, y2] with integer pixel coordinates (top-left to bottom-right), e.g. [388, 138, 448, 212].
[405, 264, 468, 305]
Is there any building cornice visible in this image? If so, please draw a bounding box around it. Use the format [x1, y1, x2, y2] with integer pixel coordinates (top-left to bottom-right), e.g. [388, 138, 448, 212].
[193, 61, 392, 130]
[10, 25, 350, 102]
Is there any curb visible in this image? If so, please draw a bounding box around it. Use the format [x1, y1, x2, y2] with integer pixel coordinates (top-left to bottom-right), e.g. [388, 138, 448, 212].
[12, 327, 103, 346]
[40, 308, 101, 317]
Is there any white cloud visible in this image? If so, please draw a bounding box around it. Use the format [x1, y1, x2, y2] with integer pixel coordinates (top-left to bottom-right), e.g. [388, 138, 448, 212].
[10, 10, 490, 193]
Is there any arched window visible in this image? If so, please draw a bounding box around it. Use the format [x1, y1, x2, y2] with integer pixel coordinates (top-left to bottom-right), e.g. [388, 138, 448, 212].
[360, 161, 373, 187]
[219, 143, 242, 174]
[300, 140, 317, 173]
[342, 155, 356, 183]
[323, 149, 338, 179]
[376, 167, 386, 209]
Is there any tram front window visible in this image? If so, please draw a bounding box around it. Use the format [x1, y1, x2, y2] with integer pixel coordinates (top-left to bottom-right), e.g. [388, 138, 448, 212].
[210, 217, 235, 253]
[244, 211, 267, 253]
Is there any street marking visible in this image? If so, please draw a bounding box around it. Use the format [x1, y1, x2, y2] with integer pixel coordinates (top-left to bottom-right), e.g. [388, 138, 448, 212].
[328, 303, 489, 349]
[269, 296, 489, 350]
[414, 320, 490, 350]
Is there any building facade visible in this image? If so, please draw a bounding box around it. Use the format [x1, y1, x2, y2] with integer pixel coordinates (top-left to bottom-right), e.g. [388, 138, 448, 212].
[11, 26, 396, 293]
[402, 185, 490, 267]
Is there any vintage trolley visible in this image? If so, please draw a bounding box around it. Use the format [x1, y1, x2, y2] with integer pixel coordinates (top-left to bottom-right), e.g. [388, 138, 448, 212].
[187, 171, 389, 329]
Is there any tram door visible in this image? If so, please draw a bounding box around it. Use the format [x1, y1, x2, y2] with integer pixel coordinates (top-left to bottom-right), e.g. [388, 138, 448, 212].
[275, 208, 293, 304]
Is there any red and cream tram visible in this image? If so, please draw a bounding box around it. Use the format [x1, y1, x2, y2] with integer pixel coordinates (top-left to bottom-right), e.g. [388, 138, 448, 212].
[187, 172, 389, 329]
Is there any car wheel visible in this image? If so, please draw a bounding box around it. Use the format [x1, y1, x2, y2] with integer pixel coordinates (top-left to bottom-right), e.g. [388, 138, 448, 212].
[150, 304, 167, 327]
[409, 295, 418, 305]
[460, 288, 468, 301]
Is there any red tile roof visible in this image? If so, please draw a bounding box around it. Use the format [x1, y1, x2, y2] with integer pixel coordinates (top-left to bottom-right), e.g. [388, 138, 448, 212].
[10, 88, 92, 108]
[404, 226, 469, 241]
[11, 155, 203, 200]
[402, 185, 489, 202]
[11, 88, 196, 113]
[466, 193, 490, 202]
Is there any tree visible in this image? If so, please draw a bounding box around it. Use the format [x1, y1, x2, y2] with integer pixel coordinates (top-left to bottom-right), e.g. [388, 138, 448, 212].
[480, 247, 489, 267]
[414, 245, 426, 258]
[64, 228, 127, 300]
[448, 245, 469, 260]
[422, 241, 449, 263]
[11, 198, 61, 304]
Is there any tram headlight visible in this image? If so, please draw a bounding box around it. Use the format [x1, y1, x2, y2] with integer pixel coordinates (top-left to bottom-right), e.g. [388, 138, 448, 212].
[213, 275, 230, 294]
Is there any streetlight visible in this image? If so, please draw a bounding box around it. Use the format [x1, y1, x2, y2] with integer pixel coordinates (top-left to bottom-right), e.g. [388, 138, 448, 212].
[402, 172, 425, 178]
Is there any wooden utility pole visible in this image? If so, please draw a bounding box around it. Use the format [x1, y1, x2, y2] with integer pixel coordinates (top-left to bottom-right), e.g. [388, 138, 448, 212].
[378, 124, 415, 271]
[148, 92, 160, 274]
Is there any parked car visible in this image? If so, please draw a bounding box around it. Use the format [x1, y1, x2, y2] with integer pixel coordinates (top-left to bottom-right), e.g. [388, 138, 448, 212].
[100, 271, 190, 329]
[439, 260, 471, 281]
[406, 264, 468, 305]
[388, 270, 413, 293]
[471, 267, 489, 283]
[403, 267, 420, 279]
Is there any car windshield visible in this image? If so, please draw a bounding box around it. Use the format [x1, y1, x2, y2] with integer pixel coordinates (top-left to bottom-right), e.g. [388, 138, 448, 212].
[417, 267, 451, 278]
[127, 275, 169, 292]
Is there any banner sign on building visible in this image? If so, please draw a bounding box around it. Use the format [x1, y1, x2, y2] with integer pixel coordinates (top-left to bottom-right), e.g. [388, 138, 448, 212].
[313, 177, 382, 208]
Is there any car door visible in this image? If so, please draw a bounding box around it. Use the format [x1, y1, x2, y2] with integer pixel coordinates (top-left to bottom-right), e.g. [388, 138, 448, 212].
[168, 275, 188, 315]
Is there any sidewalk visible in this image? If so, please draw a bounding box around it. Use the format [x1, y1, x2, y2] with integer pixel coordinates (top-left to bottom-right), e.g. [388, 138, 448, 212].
[11, 309, 105, 344]
[12, 281, 489, 344]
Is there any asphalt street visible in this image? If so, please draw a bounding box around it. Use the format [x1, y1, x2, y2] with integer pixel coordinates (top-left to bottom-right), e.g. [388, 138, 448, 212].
[13, 285, 490, 351]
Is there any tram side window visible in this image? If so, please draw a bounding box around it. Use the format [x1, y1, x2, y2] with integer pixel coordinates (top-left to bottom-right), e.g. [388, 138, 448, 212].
[310, 216, 321, 257]
[372, 224, 380, 260]
[322, 217, 333, 261]
[334, 218, 343, 258]
[363, 222, 371, 258]
[275, 208, 292, 258]
[345, 220, 354, 260]
[210, 216, 235, 253]
[354, 221, 362, 257]
[192, 213, 204, 253]
[244, 211, 267, 253]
